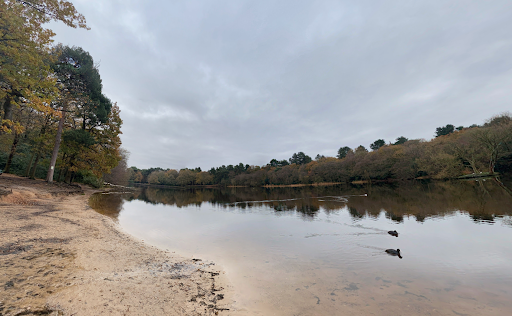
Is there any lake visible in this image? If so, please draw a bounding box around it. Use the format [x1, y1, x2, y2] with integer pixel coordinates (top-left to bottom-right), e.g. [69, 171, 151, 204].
[89, 179, 512, 315]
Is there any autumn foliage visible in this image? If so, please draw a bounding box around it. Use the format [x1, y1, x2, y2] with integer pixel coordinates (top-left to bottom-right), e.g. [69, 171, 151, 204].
[0, 0, 123, 186]
[131, 114, 512, 187]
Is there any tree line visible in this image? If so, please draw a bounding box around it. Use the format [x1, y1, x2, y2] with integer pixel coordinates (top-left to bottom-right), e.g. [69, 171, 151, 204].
[0, 0, 124, 187]
[130, 114, 512, 187]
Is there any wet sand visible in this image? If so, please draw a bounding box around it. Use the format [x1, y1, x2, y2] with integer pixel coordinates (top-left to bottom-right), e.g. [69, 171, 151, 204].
[0, 174, 235, 316]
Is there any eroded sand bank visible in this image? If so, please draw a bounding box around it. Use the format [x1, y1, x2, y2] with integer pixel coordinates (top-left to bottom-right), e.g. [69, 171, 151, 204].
[0, 174, 237, 316]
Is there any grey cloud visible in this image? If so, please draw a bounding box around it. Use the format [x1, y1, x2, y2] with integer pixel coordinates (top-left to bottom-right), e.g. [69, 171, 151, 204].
[50, 0, 512, 169]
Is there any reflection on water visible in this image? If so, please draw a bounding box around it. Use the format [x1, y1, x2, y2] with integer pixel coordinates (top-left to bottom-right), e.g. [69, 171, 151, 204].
[93, 180, 512, 224]
[90, 180, 512, 315]
[89, 192, 126, 218]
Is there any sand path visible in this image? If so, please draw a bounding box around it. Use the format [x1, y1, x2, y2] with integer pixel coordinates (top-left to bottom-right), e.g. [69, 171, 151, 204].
[0, 174, 236, 316]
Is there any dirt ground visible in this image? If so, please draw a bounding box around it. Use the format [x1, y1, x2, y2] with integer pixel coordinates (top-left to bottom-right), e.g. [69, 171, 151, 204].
[0, 174, 235, 316]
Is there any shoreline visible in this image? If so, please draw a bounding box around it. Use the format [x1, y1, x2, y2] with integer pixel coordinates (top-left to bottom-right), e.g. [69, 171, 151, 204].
[0, 174, 235, 316]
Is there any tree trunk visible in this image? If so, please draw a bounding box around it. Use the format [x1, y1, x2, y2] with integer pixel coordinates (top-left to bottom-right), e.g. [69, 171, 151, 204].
[57, 168, 63, 182]
[489, 149, 498, 174]
[29, 117, 53, 179]
[1, 95, 13, 133]
[24, 153, 34, 177]
[2, 95, 13, 121]
[65, 169, 73, 184]
[4, 130, 20, 173]
[30, 154, 41, 179]
[46, 102, 68, 183]
[59, 167, 68, 182]
[64, 154, 76, 184]
[56, 153, 66, 182]
[494, 177, 512, 196]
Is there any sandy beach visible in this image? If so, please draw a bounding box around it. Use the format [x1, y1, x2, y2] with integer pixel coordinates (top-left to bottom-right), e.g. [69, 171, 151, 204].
[0, 174, 236, 316]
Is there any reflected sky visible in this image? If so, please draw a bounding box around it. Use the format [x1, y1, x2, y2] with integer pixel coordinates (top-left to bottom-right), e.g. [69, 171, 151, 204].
[90, 180, 512, 315]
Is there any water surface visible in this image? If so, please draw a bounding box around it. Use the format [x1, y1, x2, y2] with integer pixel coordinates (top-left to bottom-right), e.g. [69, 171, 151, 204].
[90, 180, 512, 315]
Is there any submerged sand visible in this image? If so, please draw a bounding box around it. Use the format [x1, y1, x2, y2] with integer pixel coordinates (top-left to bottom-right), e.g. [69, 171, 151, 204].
[0, 174, 237, 316]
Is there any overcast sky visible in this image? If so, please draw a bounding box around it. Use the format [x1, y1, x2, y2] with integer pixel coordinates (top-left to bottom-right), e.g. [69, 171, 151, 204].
[50, 0, 512, 170]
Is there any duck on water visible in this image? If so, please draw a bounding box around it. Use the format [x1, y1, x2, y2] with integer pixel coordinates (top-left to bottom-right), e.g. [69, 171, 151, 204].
[388, 230, 398, 237]
[385, 248, 402, 259]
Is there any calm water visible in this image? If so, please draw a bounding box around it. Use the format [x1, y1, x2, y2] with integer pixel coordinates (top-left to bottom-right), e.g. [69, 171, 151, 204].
[90, 180, 512, 315]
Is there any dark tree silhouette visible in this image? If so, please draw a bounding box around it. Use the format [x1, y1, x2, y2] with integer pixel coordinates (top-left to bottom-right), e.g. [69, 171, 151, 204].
[435, 124, 455, 137]
[370, 139, 385, 151]
[337, 146, 352, 159]
[394, 136, 408, 145]
[289, 152, 312, 165]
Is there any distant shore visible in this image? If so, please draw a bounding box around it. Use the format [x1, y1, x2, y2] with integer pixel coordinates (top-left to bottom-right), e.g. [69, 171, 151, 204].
[129, 173, 509, 190]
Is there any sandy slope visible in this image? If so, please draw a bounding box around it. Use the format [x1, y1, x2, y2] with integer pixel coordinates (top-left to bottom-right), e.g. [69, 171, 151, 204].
[0, 174, 236, 316]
